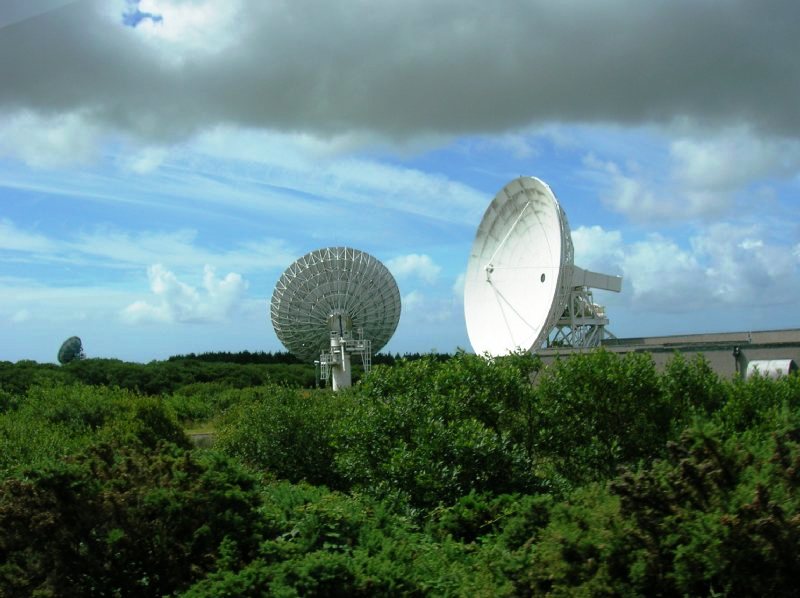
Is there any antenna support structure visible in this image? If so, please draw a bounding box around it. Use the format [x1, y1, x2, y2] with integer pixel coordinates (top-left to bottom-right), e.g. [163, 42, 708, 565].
[549, 265, 622, 349]
[465, 176, 623, 356]
[271, 247, 401, 391]
[318, 321, 373, 390]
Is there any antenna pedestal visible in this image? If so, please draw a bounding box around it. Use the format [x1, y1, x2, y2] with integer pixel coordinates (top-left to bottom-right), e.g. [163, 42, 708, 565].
[548, 287, 616, 349]
[319, 330, 372, 390]
[547, 266, 621, 349]
[330, 335, 352, 390]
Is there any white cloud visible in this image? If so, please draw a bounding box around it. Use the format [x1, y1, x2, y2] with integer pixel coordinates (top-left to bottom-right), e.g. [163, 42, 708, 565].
[691, 223, 799, 305]
[10, 309, 31, 323]
[571, 223, 800, 314]
[0, 219, 57, 253]
[190, 128, 488, 226]
[580, 123, 800, 226]
[620, 235, 708, 311]
[582, 153, 732, 222]
[122, 146, 169, 173]
[0, 277, 136, 322]
[400, 289, 453, 324]
[125, 0, 245, 60]
[387, 254, 442, 284]
[571, 225, 623, 273]
[739, 239, 763, 251]
[402, 290, 425, 311]
[122, 264, 248, 324]
[670, 126, 800, 192]
[452, 272, 465, 297]
[0, 219, 296, 274]
[0, 1, 81, 29]
[583, 153, 659, 217]
[0, 111, 100, 168]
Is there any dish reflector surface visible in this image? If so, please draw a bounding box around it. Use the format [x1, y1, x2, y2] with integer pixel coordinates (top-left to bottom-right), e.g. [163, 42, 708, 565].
[464, 177, 574, 355]
[271, 247, 401, 362]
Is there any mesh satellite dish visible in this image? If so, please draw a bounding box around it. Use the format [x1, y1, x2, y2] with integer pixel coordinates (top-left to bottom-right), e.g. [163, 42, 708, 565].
[464, 176, 622, 356]
[57, 336, 85, 364]
[271, 246, 401, 390]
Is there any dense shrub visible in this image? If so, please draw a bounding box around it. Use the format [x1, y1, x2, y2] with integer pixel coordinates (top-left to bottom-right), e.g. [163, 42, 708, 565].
[427, 490, 553, 547]
[0, 443, 263, 597]
[0, 384, 188, 474]
[215, 386, 347, 488]
[183, 482, 511, 597]
[715, 371, 800, 434]
[516, 407, 800, 596]
[2, 349, 799, 595]
[334, 353, 543, 508]
[611, 412, 800, 596]
[661, 352, 726, 423]
[0, 358, 317, 396]
[165, 382, 248, 423]
[0, 360, 68, 395]
[522, 482, 631, 595]
[534, 350, 673, 485]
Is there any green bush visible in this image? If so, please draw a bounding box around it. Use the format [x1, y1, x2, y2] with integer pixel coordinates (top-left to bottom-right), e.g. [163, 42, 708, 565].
[334, 353, 542, 508]
[1, 357, 317, 398]
[5, 348, 799, 595]
[0, 384, 187, 475]
[215, 386, 346, 488]
[517, 405, 800, 596]
[534, 350, 673, 486]
[610, 412, 800, 596]
[522, 482, 631, 596]
[0, 360, 67, 395]
[661, 352, 726, 424]
[0, 443, 263, 597]
[165, 382, 260, 424]
[183, 481, 513, 597]
[715, 371, 800, 434]
[427, 491, 553, 547]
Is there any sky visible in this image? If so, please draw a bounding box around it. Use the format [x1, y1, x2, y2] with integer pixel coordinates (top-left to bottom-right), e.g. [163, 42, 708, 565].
[1, 0, 799, 363]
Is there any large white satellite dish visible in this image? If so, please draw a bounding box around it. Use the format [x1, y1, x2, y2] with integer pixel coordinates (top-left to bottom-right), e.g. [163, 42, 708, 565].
[271, 246, 401, 390]
[464, 176, 622, 356]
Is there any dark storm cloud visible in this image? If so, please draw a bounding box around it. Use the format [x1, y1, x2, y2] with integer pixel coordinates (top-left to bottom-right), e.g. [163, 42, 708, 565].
[1, 0, 798, 142]
[0, 0, 80, 28]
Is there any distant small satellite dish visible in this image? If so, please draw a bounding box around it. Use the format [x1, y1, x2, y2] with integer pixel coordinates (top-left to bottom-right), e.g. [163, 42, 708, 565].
[464, 176, 622, 356]
[270, 247, 401, 390]
[57, 336, 85, 364]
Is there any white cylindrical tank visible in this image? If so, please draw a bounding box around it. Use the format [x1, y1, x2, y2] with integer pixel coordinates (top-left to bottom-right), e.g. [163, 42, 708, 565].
[745, 359, 798, 380]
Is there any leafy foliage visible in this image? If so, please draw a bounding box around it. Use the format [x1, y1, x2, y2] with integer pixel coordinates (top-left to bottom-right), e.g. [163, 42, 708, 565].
[183, 482, 511, 597]
[1, 349, 799, 595]
[0, 383, 188, 475]
[334, 352, 543, 508]
[0, 443, 263, 597]
[534, 350, 674, 485]
[1, 357, 316, 395]
[611, 414, 800, 596]
[215, 386, 347, 488]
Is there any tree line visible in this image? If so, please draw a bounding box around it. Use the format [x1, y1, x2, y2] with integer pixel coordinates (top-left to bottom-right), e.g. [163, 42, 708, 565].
[166, 350, 453, 366]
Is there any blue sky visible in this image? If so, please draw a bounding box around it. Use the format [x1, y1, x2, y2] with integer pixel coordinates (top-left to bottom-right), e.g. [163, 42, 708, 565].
[1, 0, 799, 363]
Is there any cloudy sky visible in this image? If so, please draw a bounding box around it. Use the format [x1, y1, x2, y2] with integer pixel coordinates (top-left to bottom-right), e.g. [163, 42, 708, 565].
[1, 0, 799, 363]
